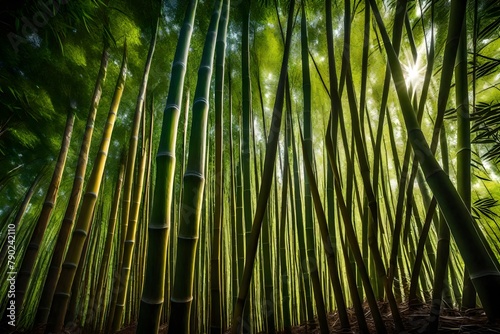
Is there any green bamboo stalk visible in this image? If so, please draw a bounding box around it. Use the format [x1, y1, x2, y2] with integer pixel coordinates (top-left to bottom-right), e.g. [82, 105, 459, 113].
[239, 1, 254, 328]
[358, 0, 370, 134]
[111, 130, 149, 332]
[279, 107, 291, 334]
[240, 0, 252, 237]
[338, 226, 370, 334]
[456, 13, 475, 309]
[109, 19, 158, 333]
[428, 127, 453, 333]
[45, 44, 127, 334]
[409, 195, 437, 306]
[16, 108, 75, 317]
[65, 211, 93, 326]
[226, 61, 239, 312]
[93, 157, 125, 329]
[369, 0, 500, 321]
[372, 0, 407, 202]
[299, 2, 316, 320]
[167, 1, 222, 332]
[288, 81, 316, 328]
[291, 111, 330, 334]
[272, 5, 312, 325]
[210, 1, 229, 332]
[137, 2, 197, 333]
[236, 157, 245, 315]
[299, 3, 328, 332]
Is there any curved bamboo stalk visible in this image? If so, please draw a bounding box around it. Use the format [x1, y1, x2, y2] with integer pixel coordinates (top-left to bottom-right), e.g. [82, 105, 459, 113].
[35, 42, 110, 326]
[167, 1, 222, 332]
[16, 109, 75, 317]
[45, 43, 127, 334]
[137, 2, 198, 333]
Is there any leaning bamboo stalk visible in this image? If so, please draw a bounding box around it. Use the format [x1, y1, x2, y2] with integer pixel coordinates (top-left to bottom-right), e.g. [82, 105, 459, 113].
[368, 0, 500, 321]
[271, 5, 312, 326]
[428, 128, 453, 333]
[0, 167, 45, 266]
[371, 0, 407, 202]
[16, 109, 75, 317]
[111, 132, 149, 332]
[137, 2, 198, 333]
[35, 42, 110, 326]
[338, 223, 370, 333]
[409, 197, 437, 305]
[231, 2, 296, 332]
[343, 25, 405, 333]
[167, 1, 222, 332]
[45, 44, 127, 334]
[295, 131, 331, 332]
[299, 128, 351, 330]
[325, 118, 387, 334]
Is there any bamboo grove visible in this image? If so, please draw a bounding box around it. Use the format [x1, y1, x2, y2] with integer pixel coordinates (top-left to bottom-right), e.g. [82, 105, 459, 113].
[1, 0, 500, 333]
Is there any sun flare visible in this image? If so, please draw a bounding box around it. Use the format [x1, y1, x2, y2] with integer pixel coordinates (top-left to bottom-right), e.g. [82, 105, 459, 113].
[402, 60, 426, 88]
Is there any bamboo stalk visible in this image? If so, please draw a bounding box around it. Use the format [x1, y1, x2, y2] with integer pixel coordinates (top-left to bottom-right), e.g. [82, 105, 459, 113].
[138, 2, 197, 333]
[16, 109, 75, 318]
[168, 1, 222, 332]
[110, 18, 158, 333]
[231, 2, 296, 332]
[210, 1, 230, 332]
[456, 11, 476, 309]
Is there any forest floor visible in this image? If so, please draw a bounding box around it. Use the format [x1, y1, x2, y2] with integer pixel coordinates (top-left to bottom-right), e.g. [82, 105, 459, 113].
[26, 302, 500, 333]
[281, 302, 500, 333]
[113, 302, 499, 334]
